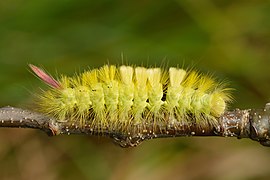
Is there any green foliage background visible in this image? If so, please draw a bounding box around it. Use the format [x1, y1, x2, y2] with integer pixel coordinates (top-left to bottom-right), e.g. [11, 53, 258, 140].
[1, 0, 270, 179]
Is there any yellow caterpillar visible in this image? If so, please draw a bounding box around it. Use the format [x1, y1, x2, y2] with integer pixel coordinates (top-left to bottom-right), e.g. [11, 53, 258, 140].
[30, 64, 232, 133]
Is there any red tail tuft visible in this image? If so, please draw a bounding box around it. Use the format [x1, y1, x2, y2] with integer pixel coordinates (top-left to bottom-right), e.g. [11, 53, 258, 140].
[29, 64, 61, 89]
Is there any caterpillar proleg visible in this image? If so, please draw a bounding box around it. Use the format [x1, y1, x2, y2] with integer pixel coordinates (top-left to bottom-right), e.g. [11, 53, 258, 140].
[30, 64, 232, 134]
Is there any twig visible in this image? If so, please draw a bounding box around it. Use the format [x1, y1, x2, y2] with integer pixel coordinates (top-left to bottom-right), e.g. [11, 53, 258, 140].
[0, 104, 270, 148]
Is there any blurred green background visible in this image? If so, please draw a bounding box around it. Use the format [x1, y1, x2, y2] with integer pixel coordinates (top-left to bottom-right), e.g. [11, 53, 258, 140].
[1, 0, 270, 179]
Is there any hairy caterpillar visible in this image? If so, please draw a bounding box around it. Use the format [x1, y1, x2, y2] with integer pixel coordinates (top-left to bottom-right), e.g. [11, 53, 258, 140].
[30, 64, 232, 134]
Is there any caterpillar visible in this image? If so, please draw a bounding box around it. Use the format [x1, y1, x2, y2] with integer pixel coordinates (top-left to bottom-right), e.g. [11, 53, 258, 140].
[30, 64, 232, 134]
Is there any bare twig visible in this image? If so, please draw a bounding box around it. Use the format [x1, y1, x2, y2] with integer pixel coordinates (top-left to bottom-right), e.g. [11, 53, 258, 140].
[1, 104, 270, 148]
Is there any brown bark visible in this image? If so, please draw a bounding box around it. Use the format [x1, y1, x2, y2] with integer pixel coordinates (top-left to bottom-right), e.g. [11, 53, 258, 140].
[0, 104, 270, 148]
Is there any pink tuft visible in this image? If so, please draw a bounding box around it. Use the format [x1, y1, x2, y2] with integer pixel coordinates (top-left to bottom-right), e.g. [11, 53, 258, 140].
[29, 64, 61, 89]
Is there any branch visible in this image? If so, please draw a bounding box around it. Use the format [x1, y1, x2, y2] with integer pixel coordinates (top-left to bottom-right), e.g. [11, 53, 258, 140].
[0, 104, 270, 148]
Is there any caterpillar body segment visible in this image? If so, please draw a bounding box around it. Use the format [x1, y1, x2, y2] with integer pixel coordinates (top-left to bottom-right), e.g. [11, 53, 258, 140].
[118, 66, 134, 126]
[133, 67, 148, 125]
[30, 64, 232, 132]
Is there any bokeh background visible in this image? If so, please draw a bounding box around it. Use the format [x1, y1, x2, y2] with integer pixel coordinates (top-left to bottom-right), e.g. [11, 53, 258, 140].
[1, 0, 270, 179]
